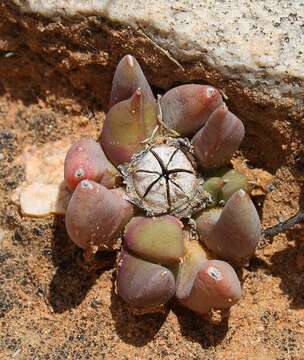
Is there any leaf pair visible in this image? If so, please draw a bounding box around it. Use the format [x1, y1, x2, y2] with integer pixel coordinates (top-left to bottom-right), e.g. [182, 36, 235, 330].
[102, 55, 244, 170]
[101, 55, 158, 166]
[116, 215, 243, 314]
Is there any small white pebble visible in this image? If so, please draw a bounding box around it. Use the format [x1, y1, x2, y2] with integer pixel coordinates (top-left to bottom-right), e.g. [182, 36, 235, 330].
[20, 182, 71, 216]
[12, 349, 21, 358]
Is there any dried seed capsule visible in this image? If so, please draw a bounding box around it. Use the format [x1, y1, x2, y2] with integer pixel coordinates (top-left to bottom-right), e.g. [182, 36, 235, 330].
[121, 140, 209, 217]
[64, 139, 118, 191]
[202, 177, 225, 207]
[124, 215, 184, 266]
[219, 169, 250, 203]
[110, 54, 156, 108]
[196, 190, 261, 266]
[101, 89, 157, 166]
[180, 260, 241, 314]
[65, 180, 134, 251]
[117, 250, 176, 308]
[192, 105, 245, 169]
[176, 240, 208, 300]
[160, 84, 223, 136]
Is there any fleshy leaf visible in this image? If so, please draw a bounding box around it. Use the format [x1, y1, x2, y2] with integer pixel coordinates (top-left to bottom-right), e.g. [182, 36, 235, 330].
[180, 259, 241, 314]
[176, 240, 208, 300]
[192, 105, 245, 169]
[64, 138, 118, 191]
[124, 215, 184, 266]
[117, 250, 176, 308]
[65, 180, 134, 251]
[219, 169, 250, 203]
[160, 84, 223, 136]
[110, 54, 155, 108]
[196, 208, 222, 240]
[196, 190, 261, 265]
[101, 89, 157, 166]
[203, 177, 225, 207]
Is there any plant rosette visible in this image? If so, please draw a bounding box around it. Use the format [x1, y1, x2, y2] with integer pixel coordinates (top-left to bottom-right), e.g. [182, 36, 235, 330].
[64, 55, 261, 315]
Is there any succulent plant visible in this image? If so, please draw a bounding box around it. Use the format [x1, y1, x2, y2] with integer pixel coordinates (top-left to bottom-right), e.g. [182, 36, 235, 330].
[64, 54, 262, 315]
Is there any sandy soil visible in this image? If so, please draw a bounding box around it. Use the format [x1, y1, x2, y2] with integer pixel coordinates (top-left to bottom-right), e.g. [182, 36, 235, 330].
[0, 4, 304, 360]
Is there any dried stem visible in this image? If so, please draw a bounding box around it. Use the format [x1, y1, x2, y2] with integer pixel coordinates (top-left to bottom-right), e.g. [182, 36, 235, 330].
[262, 210, 304, 238]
